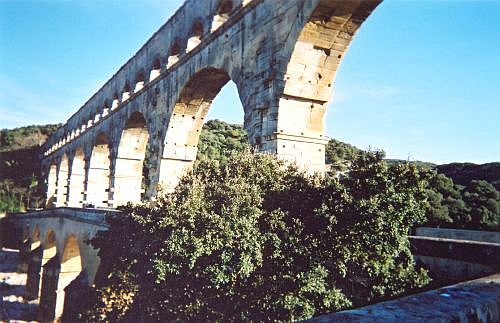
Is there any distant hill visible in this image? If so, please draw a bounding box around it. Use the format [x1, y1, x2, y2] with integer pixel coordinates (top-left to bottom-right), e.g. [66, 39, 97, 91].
[0, 124, 60, 153]
[1, 121, 498, 227]
[437, 162, 500, 191]
[0, 124, 60, 211]
[385, 159, 437, 169]
[197, 119, 248, 163]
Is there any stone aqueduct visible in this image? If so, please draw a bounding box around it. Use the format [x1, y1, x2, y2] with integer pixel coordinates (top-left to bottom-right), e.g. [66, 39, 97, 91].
[42, 0, 381, 208]
[10, 0, 382, 320]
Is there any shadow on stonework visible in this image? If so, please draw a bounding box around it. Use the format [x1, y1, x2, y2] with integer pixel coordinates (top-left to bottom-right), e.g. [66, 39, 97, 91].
[0, 248, 19, 273]
[60, 272, 92, 322]
[0, 247, 39, 322]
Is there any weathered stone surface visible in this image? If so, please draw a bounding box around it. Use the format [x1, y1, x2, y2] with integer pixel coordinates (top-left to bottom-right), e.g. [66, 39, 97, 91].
[9, 2, 386, 319]
[415, 227, 500, 244]
[410, 235, 500, 281]
[5, 208, 115, 321]
[308, 274, 500, 323]
[40, 0, 382, 207]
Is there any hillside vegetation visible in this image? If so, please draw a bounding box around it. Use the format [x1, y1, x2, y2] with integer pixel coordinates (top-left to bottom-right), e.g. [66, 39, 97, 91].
[0, 121, 498, 230]
[437, 162, 500, 191]
[0, 124, 60, 212]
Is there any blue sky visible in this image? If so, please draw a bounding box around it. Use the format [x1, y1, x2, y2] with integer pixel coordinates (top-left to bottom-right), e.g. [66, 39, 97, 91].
[0, 0, 499, 164]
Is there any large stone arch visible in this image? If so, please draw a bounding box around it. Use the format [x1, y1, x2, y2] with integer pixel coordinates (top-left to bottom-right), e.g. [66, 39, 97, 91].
[158, 67, 237, 191]
[38, 229, 59, 321]
[25, 225, 42, 300]
[68, 147, 86, 207]
[281, 0, 380, 139]
[113, 112, 150, 206]
[54, 235, 84, 319]
[233, 0, 382, 174]
[40, 0, 382, 205]
[87, 132, 111, 207]
[56, 154, 69, 207]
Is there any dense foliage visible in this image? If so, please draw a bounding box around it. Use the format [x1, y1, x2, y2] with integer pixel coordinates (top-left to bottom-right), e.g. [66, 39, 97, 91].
[437, 162, 500, 191]
[325, 138, 366, 171]
[79, 151, 430, 322]
[423, 172, 499, 231]
[196, 119, 249, 163]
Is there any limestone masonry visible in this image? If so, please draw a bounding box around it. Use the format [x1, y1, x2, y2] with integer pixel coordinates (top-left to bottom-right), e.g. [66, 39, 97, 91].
[12, 1, 382, 319]
[10, 2, 500, 322]
[40, 0, 381, 208]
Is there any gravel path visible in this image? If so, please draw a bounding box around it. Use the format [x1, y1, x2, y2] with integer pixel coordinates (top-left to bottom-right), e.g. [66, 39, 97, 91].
[0, 248, 38, 323]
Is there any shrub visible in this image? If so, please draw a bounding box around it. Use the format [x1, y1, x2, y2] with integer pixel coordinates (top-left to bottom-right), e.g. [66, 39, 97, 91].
[81, 151, 429, 321]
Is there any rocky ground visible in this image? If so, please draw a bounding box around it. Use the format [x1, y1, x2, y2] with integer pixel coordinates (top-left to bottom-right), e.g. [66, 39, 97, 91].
[0, 248, 38, 322]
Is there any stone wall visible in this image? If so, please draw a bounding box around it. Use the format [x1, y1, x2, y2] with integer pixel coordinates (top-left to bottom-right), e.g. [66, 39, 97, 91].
[308, 274, 500, 323]
[410, 233, 500, 282]
[415, 227, 500, 244]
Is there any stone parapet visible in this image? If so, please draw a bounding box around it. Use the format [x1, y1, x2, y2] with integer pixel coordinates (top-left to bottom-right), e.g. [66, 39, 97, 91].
[308, 274, 500, 323]
[415, 227, 500, 244]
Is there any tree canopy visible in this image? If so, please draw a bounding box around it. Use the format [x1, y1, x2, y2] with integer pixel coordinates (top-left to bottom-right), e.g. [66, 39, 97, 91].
[75, 150, 430, 322]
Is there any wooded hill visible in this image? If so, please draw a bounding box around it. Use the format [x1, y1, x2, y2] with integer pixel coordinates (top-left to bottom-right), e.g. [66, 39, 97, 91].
[0, 125, 60, 211]
[1, 121, 498, 230]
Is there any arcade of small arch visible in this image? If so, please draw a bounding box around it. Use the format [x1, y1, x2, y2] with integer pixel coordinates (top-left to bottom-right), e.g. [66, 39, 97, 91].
[41, 0, 381, 209]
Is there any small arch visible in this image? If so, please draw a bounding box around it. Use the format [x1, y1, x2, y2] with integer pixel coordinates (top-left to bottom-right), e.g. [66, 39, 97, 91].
[167, 41, 181, 68]
[46, 163, 58, 207]
[18, 226, 32, 273]
[38, 229, 59, 321]
[122, 82, 131, 102]
[186, 21, 204, 52]
[31, 225, 41, 248]
[113, 112, 150, 206]
[134, 71, 146, 93]
[41, 230, 57, 268]
[211, 0, 233, 32]
[102, 101, 110, 117]
[94, 108, 101, 123]
[86, 132, 111, 208]
[87, 115, 94, 128]
[111, 93, 120, 111]
[68, 148, 85, 207]
[149, 58, 162, 81]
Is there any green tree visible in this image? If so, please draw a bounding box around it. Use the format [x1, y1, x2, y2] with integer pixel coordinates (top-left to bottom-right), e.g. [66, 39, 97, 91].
[196, 119, 248, 163]
[325, 138, 368, 171]
[423, 172, 471, 228]
[424, 188, 452, 226]
[463, 180, 500, 230]
[80, 151, 429, 322]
